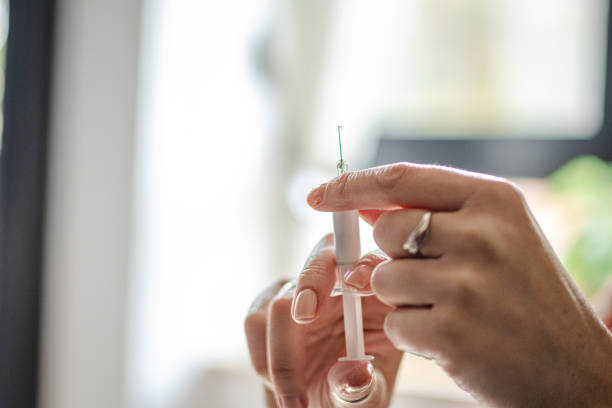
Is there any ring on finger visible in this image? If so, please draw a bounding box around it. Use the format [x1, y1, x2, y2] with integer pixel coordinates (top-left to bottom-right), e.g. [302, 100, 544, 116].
[402, 212, 432, 256]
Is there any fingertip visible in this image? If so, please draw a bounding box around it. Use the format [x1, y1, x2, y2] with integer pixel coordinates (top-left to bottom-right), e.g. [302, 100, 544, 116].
[344, 265, 371, 289]
[370, 262, 395, 308]
[344, 251, 388, 290]
[307, 187, 323, 208]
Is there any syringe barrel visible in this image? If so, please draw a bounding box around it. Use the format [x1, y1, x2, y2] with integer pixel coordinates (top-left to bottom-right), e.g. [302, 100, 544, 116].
[333, 210, 361, 265]
[333, 210, 365, 359]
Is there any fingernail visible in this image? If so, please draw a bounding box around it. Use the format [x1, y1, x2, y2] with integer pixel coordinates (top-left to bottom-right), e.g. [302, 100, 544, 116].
[278, 396, 304, 408]
[293, 289, 317, 322]
[307, 187, 323, 206]
[344, 265, 370, 289]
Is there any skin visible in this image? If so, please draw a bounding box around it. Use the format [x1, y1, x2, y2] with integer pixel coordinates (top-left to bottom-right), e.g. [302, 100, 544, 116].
[246, 162, 612, 407]
[594, 276, 612, 331]
[244, 236, 403, 408]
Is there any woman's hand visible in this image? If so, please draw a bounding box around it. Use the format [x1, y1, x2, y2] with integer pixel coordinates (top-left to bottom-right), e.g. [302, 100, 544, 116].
[244, 235, 403, 408]
[307, 162, 612, 407]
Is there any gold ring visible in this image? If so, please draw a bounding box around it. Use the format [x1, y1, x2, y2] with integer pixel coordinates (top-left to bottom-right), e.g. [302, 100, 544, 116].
[402, 212, 432, 255]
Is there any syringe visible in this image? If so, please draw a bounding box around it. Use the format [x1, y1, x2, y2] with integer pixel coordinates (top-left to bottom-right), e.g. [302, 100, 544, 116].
[328, 126, 375, 403]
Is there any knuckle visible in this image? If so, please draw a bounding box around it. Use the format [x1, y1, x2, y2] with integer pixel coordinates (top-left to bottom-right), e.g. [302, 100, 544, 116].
[269, 296, 291, 317]
[334, 172, 352, 196]
[449, 273, 479, 308]
[500, 179, 525, 202]
[376, 162, 411, 189]
[458, 219, 494, 253]
[478, 179, 525, 207]
[457, 216, 507, 263]
[303, 243, 334, 270]
[270, 361, 296, 382]
[299, 264, 328, 282]
[460, 223, 485, 248]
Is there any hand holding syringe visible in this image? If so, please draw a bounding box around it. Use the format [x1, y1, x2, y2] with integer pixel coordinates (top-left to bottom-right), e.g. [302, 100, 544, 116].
[244, 126, 402, 408]
[247, 138, 586, 406]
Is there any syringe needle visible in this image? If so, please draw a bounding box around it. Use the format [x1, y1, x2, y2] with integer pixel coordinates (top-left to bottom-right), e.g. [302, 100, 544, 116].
[337, 125, 344, 162]
[337, 125, 347, 175]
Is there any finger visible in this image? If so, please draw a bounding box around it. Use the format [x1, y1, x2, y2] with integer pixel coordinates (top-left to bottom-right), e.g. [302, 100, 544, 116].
[268, 289, 308, 407]
[292, 234, 336, 324]
[359, 209, 387, 226]
[384, 307, 440, 357]
[247, 280, 288, 316]
[244, 280, 286, 379]
[361, 294, 395, 331]
[344, 251, 388, 290]
[307, 162, 486, 212]
[245, 312, 268, 377]
[373, 209, 455, 259]
[371, 259, 451, 307]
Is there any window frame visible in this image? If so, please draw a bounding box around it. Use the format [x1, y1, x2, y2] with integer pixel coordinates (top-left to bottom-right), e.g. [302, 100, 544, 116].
[0, 0, 55, 406]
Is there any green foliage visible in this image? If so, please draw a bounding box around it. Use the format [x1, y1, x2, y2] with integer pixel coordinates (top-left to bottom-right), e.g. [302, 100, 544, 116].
[549, 156, 612, 296]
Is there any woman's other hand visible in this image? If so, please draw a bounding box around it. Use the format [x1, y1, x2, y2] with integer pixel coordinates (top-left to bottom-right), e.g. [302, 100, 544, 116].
[244, 235, 402, 408]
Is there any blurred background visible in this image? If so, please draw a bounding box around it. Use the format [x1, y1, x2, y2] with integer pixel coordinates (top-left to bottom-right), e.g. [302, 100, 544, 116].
[2, 0, 612, 407]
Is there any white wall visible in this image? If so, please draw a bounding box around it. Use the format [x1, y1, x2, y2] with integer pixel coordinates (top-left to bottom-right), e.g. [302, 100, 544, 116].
[38, 1, 142, 407]
[123, 0, 274, 406]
